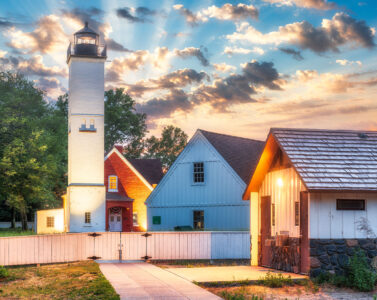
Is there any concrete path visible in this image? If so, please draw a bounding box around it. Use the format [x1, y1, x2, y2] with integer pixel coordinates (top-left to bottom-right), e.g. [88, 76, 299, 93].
[167, 265, 307, 283]
[98, 262, 221, 300]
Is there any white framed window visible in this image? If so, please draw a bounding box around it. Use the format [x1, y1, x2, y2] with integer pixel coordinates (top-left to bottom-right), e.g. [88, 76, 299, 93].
[46, 216, 54, 228]
[85, 212, 91, 224]
[108, 175, 118, 192]
[133, 213, 138, 226]
[193, 162, 204, 184]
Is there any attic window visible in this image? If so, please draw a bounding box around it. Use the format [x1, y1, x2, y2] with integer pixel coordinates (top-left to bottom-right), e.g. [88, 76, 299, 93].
[108, 175, 118, 192]
[193, 162, 204, 183]
[337, 199, 365, 211]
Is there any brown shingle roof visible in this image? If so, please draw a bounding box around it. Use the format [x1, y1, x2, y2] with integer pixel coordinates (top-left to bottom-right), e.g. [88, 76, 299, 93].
[271, 128, 377, 191]
[127, 158, 164, 185]
[199, 130, 265, 184]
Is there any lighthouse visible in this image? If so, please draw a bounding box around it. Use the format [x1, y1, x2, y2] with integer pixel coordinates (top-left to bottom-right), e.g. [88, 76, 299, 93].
[66, 22, 107, 232]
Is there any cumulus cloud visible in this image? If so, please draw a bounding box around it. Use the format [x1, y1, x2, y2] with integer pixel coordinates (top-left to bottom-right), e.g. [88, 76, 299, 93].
[174, 47, 209, 66]
[173, 3, 258, 26]
[0, 55, 67, 77]
[279, 47, 304, 60]
[224, 46, 264, 55]
[116, 6, 158, 23]
[263, 0, 337, 10]
[6, 15, 67, 54]
[136, 89, 192, 117]
[227, 13, 375, 54]
[213, 63, 236, 73]
[336, 59, 362, 66]
[295, 69, 318, 81]
[193, 61, 282, 111]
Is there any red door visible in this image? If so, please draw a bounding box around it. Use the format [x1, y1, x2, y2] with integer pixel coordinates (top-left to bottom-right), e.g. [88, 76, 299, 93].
[260, 196, 271, 267]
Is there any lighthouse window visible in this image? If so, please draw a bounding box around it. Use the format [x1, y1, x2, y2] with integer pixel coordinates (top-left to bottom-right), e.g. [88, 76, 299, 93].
[108, 176, 118, 192]
[90, 119, 95, 130]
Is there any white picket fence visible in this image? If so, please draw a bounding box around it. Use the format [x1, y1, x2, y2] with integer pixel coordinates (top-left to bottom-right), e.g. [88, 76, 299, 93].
[0, 231, 250, 266]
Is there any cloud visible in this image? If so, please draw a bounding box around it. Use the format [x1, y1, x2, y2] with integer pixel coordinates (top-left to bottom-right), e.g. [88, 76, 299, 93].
[174, 47, 209, 66]
[126, 68, 209, 97]
[0, 17, 16, 28]
[173, 3, 258, 26]
[336, 59, 362, 66]
[213, 63, 236, 73]
[263, 0, 337, 10]
[227, 13, 375, 54]
[0, 55, 67, 77]
[279, 47, 304, 60]
[194, 61, 282, 111]
[224, 46, 264, 55]
[6, 15, 67, 54]
[105, 38, 132, 52]
[295, 69, 318, 81]
[116, 6, 158, 23]
[136, 89, 192, 117]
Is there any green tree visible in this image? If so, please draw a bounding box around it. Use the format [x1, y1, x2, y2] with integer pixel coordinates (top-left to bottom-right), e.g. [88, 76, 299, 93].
[144, 125, 188, 170]
[0, 72, 60, 229]
[104, 89, 147, 155]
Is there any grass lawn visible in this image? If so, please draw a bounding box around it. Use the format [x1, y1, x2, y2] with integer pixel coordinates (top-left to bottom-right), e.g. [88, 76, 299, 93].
[0, 261, 119, 299]
[0, 228, 35, 237]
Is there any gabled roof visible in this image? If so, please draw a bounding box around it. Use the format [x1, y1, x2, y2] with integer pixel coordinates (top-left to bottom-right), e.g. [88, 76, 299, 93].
[199, 130, 265, 184]
[243, 128, 377, 198]
[127, 158, 164, 185]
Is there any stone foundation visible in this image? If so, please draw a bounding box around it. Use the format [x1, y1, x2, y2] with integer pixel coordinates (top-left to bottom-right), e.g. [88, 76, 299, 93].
[310, 239, 377, 277]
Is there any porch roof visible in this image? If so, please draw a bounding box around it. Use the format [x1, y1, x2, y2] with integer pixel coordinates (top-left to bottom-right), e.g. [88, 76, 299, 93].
[106, 192, 133, 202]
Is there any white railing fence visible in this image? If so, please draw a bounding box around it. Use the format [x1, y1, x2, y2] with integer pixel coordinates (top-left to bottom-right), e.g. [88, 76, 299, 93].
[0, 231, 250, 266]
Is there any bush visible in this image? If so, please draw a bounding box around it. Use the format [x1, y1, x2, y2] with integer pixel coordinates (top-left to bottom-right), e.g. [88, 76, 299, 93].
[0, 266, 9, 279]
[314, 249, 377, 292]
[220, 290, 263, 300]
[258, 272, 293, 288]
[345, 248, 377, 292]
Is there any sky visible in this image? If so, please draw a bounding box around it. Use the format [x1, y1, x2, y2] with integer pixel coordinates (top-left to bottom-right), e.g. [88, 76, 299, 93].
[0, 0, 376, 140]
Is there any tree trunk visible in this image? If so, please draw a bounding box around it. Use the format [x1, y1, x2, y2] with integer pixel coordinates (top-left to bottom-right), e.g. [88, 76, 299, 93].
[11, 208, 16, 229]
[20, 210, 28, 231]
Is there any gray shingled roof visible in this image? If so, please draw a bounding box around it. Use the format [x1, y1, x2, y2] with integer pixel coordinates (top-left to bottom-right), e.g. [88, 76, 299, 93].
[199, 130, 265, 184]
[272, 128, 377, 191]
[127, 158, 164, 185]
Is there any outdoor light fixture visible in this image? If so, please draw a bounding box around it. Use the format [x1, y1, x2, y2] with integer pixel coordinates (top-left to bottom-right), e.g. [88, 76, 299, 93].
[277, 178, 283, 187]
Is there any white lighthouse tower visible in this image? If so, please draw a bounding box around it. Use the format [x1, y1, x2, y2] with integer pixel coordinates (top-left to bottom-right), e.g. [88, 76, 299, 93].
[66, 22, 107, 232]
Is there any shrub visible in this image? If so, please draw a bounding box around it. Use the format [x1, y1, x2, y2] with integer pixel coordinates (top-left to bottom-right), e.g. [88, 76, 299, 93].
[0, 266, 9, 279]
[345, 248, 377, 292]
[258, 272, 293, 288]
[220, 290, 263, 300]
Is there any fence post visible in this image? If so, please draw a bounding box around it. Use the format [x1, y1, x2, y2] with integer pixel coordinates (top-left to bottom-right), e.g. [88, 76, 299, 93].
[141, 232, 152, 261]
[87, 232, 101, 260]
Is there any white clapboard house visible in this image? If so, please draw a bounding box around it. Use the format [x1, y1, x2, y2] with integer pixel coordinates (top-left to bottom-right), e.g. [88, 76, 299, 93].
[147, 129, 264, 231]
[243, 128, 377, 275]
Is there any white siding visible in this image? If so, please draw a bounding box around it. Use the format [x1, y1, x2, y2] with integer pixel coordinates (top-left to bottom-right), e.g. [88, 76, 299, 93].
[310, 192, 377, 239]
[147, 132, 249, 231]
[259, 168, 306, 237]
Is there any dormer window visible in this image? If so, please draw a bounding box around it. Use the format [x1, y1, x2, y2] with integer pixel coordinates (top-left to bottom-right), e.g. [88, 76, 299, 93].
[108, 175, 118, 192]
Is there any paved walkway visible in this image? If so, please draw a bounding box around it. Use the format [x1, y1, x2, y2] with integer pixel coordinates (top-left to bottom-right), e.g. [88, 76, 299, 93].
[98, 262, 221, 300]
[167, 265, 307, 283]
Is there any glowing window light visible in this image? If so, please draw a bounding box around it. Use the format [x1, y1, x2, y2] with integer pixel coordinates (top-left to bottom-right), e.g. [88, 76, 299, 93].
[277, 178, 283, 187]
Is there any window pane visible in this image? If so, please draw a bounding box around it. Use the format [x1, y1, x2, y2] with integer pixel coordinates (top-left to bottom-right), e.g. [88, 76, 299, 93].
[193, 210, 204, 229]
[337, 199, 365, 210]
[109, 176, 117, 190]
[85, 212, 91, 224]
[193, 162, 204, 183]
[295, 202, 300, 226]
[46, 216, 54, 228]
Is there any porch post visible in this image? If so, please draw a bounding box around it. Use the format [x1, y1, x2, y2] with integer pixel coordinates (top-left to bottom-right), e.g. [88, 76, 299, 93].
[250, 192, 259, 266]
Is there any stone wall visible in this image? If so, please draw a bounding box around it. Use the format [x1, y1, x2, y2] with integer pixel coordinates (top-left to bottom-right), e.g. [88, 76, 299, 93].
[310, 239, 377, 277]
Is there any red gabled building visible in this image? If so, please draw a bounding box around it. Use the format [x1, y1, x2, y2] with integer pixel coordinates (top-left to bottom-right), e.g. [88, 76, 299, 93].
[104, 146, 163, 232]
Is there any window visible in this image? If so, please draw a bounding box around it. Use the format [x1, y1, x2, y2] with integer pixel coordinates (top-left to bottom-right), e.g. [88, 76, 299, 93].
[85, 212, 91, 224]
[90, 119, 95, 130]
[108, 176, 118, 192]
[153, 216, 161, 225]
[133, 213, 138, 226]
[46, 216, 54, 228]
[271, 203, 275, 226]
[193, 162, 204, 183]
[193, 210, 204, 230]
[337, 199, 365, 211]
[295, 202, 300, 226]
[79, 118, 96, 132]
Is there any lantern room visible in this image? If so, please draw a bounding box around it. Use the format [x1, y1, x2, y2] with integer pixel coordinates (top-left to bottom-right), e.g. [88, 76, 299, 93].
[67, 21, 106, 62]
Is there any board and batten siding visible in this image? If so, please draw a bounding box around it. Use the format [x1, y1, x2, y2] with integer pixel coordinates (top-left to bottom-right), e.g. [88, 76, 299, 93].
[147, 132, 249, 231]
[259, 167, 306, 238]
[310, 192, 377, 239]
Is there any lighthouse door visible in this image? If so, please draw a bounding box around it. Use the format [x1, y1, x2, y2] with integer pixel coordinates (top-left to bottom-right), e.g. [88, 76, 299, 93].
[109, 207, 122, 232]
